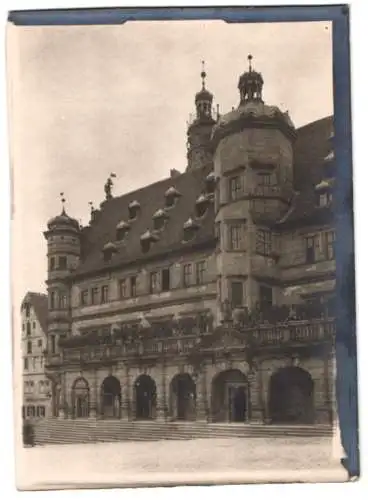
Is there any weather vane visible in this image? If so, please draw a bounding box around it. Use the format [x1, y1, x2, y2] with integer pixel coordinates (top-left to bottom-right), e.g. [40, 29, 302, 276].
[248, 54, 253, 72]
[60, 192, 66, 214]
[200, 60, 206, 89]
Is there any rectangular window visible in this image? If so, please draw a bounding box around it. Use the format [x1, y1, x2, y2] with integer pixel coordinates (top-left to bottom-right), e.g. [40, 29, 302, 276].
[50, 291, 56, 309]
[58, 256, 67, 270]
[130, 276, 137, 297]
[32, 321, 36, 329]
[24, 358, 28, 371]
[101, 285, 109, 303]
[50, 335, 56, 354]
[229, 175, 242, 201]
[256, 230, 272, 256]
[229, 224, 243, 250]
[59, 294, 67, 309]
[32, 357, 36, 371]
[80, 289, 88, 306]
[50, 257, 55, 270]
[305, 235, 319, 264]
[25, 304, 30, 317]
[40, 357, 44, 368]
[38, 406, 46, 418]
[27, 340, 32, 354]
[161, 268, 171, 291]
[26, 322, 31, 337]
[231, 282, 244, 308]
[258, 173, 272, 186]
[38, 339, 42, 348]
[325, 231, 335, 260]
[183, 263, 192, 287]
[150, 272, 160, 294]
[195, 261, 206, 285]
[259, 285, 273, 309]
[119, 279, 127, 298]
[91, 287, 99, 305]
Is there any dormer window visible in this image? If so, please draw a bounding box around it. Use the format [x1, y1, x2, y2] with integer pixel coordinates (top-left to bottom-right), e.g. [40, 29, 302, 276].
[140, 230, 159, 253]
[164, 186, 181, 208]
[183, 217, 199, 242]
[324, 151, 334, 163]
[195, 194, 208, 218]
[205, 171, 216, 194]
[152, 208, 168, 231]
[102, 242, 117, 262]
[128, 200, 140, 220]
[315, 178, 334, 207]
[116, 220, 130, 241]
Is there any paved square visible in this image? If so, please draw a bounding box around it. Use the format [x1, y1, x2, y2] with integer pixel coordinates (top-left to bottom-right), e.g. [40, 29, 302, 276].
[17, 436, 347, 490]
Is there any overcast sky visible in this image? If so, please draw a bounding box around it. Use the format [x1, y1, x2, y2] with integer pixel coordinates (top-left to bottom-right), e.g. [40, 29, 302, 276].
[9, 20, 333, 299]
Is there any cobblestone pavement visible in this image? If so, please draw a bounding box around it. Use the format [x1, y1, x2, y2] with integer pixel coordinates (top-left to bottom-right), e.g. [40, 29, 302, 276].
[17, 436, 347, 490]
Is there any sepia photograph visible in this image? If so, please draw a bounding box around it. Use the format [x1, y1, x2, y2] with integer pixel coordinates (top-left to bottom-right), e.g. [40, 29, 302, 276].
[7, 8, 356, 490]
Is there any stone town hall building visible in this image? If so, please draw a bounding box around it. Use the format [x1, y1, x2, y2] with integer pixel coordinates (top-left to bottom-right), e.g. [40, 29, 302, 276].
[44, 58, 336, 427]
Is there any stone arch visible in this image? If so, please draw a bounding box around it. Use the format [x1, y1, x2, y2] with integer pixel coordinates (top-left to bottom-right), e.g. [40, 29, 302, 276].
[101, 375, 121, 418]
[170, 373, 196, 421]
[134, 374, 157, 420]
[268, 366, 314, 424]
[72, 377, 90, 418]
[211, 369, 249, 423]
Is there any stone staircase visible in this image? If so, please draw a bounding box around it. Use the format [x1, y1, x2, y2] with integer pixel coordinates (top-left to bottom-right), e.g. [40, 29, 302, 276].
[32, 419, 333, 446]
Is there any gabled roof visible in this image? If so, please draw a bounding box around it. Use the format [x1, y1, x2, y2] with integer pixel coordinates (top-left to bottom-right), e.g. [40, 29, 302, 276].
[21, 292, 48, 333]
[75, 164, 215, 276]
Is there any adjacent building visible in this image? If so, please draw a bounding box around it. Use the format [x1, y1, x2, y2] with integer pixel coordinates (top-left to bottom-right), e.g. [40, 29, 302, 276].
[21, 292, 51, 419]
[43, 57, 336, 426]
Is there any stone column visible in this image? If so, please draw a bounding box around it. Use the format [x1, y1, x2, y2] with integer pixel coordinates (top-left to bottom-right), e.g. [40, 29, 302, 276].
[125, 365, 133, 421]
[310, 360, 329, 423]
[89, 369, 98, 418]
[195, 366, 207, 421]
[262, 368, 271, 424]
[156, 362, 166, 420]
[248, 364, 263, 423]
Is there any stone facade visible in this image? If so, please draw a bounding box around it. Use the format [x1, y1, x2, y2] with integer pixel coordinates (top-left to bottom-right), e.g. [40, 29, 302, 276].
[43, 60, 336, 428]
[21, 292, 51, 419]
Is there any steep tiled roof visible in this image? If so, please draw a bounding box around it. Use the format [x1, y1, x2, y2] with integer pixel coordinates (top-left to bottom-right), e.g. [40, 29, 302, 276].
[278, 115, 334, 227]
[74, 116, 333, 276]
[76, 164, 215, 276]
[293, 115, 334, 191]
[21, 292, 48, 333]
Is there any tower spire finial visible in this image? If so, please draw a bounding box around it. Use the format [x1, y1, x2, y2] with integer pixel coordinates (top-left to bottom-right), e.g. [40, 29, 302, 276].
[60, 192, 66, 215]
[248, 54, 253, 72]
[200, 60, 207, 90]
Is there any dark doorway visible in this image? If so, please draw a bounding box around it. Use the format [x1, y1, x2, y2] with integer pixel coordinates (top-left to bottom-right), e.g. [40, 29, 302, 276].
[231, 386, 247, 422]
[269, 367, 314, 424]
[135, 375, 156, 420]
[72, 377, 90, 418]
[170, 373, 196, 420]
[212, 369, 248, 423]
[101, 376, 121, 418]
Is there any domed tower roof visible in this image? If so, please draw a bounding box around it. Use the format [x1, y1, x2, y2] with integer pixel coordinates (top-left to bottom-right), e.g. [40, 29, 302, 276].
[238, 55, 264, 103]
[47, 194, 80, 232]
[191, 61, 215, 123]
[212, 55, 296, 145]
[47, 208, 79, 230]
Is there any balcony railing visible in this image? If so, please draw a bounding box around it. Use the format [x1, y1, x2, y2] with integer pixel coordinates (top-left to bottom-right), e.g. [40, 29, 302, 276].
[50, 318, 335, 368]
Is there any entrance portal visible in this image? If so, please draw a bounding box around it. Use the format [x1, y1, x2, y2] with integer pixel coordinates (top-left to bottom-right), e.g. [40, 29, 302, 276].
[170, 373, 196, 420]
[269, 367, 314, 424]
[101, 376, 121, 418]
[135, 375, 156, 420]
[211, 369, 248, 423]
